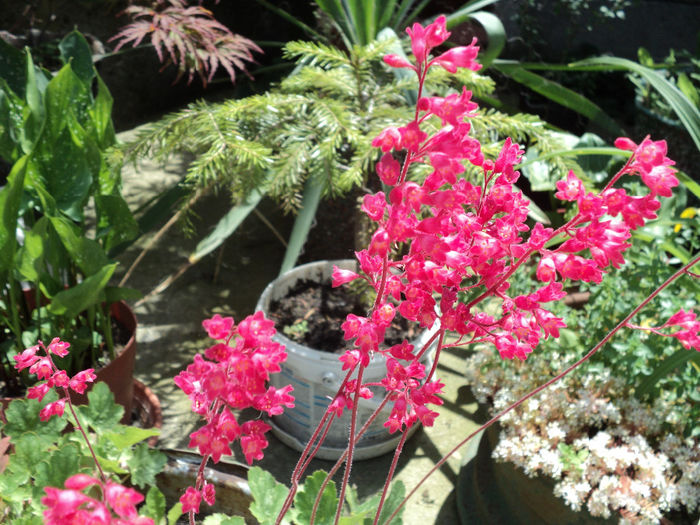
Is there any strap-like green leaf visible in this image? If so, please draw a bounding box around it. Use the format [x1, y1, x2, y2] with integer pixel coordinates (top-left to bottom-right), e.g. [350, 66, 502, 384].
[279, 175, 324, 275]
[493, 60, 624, 137]
[636, 349, 700, 400]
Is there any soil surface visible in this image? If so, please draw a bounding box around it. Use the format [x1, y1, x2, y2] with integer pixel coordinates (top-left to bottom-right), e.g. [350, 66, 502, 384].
[268, 279, 419, 353]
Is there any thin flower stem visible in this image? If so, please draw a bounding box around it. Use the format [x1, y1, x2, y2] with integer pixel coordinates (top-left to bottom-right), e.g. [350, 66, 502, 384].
[335, 366, 365, 525]
[372, 430, 408, 525]
[62, 387, 107, 484]
[276, 369, 355, 523]
[383, 252, 700, 525]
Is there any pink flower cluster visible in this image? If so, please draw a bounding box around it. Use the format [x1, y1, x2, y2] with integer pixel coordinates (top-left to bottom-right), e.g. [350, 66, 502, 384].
[13, 338, 96, 421]
[174, 312, 294, 515]
[329, 15, 683, 435]
[42, 474, 150, 525]
[628, 308, 700, 350]
[14, 339, 153, 524]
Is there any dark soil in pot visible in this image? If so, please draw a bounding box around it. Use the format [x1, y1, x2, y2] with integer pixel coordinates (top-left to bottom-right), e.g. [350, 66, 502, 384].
[267, 279, 419, 354]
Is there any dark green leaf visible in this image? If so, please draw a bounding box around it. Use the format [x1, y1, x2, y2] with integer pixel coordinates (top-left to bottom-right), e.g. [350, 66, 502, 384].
[95, 194, 139, 253]
[0, 155, 27, 272]
[34, 442, 82, 489]
[49, 215, 110, 276]
[279, 176, 324, 275]
[58, 31, 96, 87]
[0, 38, 27, 96]
[2, 392, 67, 442]
[47, 263, 116, 319]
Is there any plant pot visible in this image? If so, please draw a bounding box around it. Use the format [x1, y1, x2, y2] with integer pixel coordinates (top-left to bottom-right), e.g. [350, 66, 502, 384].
[68, 301, 137, 424]
[132, 379, 163, 447]
[456, 424, 615, 525]
[156, 449, 254, 522]
[255, 259, 439, 461]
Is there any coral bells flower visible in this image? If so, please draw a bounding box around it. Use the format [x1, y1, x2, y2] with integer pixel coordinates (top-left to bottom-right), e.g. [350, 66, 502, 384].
[202, 313, 234, 340]
[180, 486, 202, 514]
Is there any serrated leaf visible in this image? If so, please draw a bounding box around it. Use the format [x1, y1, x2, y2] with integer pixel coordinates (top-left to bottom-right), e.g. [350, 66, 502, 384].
[293, 470, 338, 525]
[374, 480, 405, 525]
[144, 485, 167, 523]
[248, 466, 288, 525]
[74, 382, 123, 432]
[33, 442, 82, 489]
[2, 392, 67, 441]
[127, 443, 167, 489]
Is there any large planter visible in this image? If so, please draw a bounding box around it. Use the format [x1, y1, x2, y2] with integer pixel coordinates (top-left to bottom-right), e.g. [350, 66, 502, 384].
[256, 259, 439, 461]
[456, 424, 615, 525]
[156, 449, 254, 521]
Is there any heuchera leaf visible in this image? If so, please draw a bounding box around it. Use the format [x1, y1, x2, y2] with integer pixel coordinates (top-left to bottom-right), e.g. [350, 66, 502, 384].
[248, 466, 288, 524]
[2, 391, 67, 441]
[143, 486, 167, 523]
[74, 381, 123, 432]
[33, 442, 83, 491]
[104, 425, 160, 450]
[127, 443, 167, 489]
[293, 470, 338, 525]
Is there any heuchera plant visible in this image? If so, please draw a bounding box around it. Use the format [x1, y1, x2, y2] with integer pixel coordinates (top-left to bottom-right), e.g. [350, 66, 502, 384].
[8, 14, 699, 525]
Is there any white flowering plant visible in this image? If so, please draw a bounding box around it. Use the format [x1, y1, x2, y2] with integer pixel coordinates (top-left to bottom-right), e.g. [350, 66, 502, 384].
[465, 218, 700, 522]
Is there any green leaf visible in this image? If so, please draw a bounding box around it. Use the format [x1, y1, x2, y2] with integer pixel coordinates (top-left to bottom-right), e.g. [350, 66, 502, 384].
[143, 485, 167, 523]
[104, 285, 143, 303]
[248, 466, 288, 525]
[22, 49, 45, 152]
[58, 30, 96, 87]
[636, 349, 700, 400]
[203, 515, 247, 525]
[2, 392, 67, 442]
[0, 37, 27, 96]
[279, 175, 324, 275]
[374, 480, 405, 525]
[47, 263, 116, 319]
[104, 425, 161, 450]
[34, 442, 83, 490]
[17, 216, 49, 282]
[493, 60, 625, 137]
[43, 64, 90, 141]
[0, 155, 27, 272]
[465, 11, 505, 67]
[74, 382, 124, 432]
[293, 470, 338, 525]
[49, 215, 110, 276]
[94, 194, 139, 254]
[568, 56, 700, 151]
[91, 75, 116, 148]
[677, 171, 700, 200]
[167, 502, 184, 525]
[190, 188, 265, 263]
[127, 443, 168, 489]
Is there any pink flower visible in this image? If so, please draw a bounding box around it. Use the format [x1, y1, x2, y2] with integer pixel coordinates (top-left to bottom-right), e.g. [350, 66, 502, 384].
[376, 153, 401, 185]
[39, 399, 66, 421]
[180, 486, 202, 514]
[202, 314, 234, 340]
[202, 482, 216, 506]
[372, 127, 402, 152]
[104, 482, 144, 519]
[69, 369, 96, 394]
[332, 266, 360, 287]
[29, 357, 54, 380]
[47, 338, 70, 357]
[431, 38, 481, 73]
[555, 170, 585, 202]
[13, 344, 40, 370]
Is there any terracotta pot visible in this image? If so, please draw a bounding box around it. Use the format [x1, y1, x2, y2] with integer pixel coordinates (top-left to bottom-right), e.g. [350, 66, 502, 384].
[68, 301, 137, 423]
[156, 449, 254, 521]
[132, 379, 162, 447]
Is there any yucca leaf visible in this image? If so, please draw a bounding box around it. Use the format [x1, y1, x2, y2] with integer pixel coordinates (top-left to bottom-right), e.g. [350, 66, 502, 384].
[279, 175, 324, 275]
